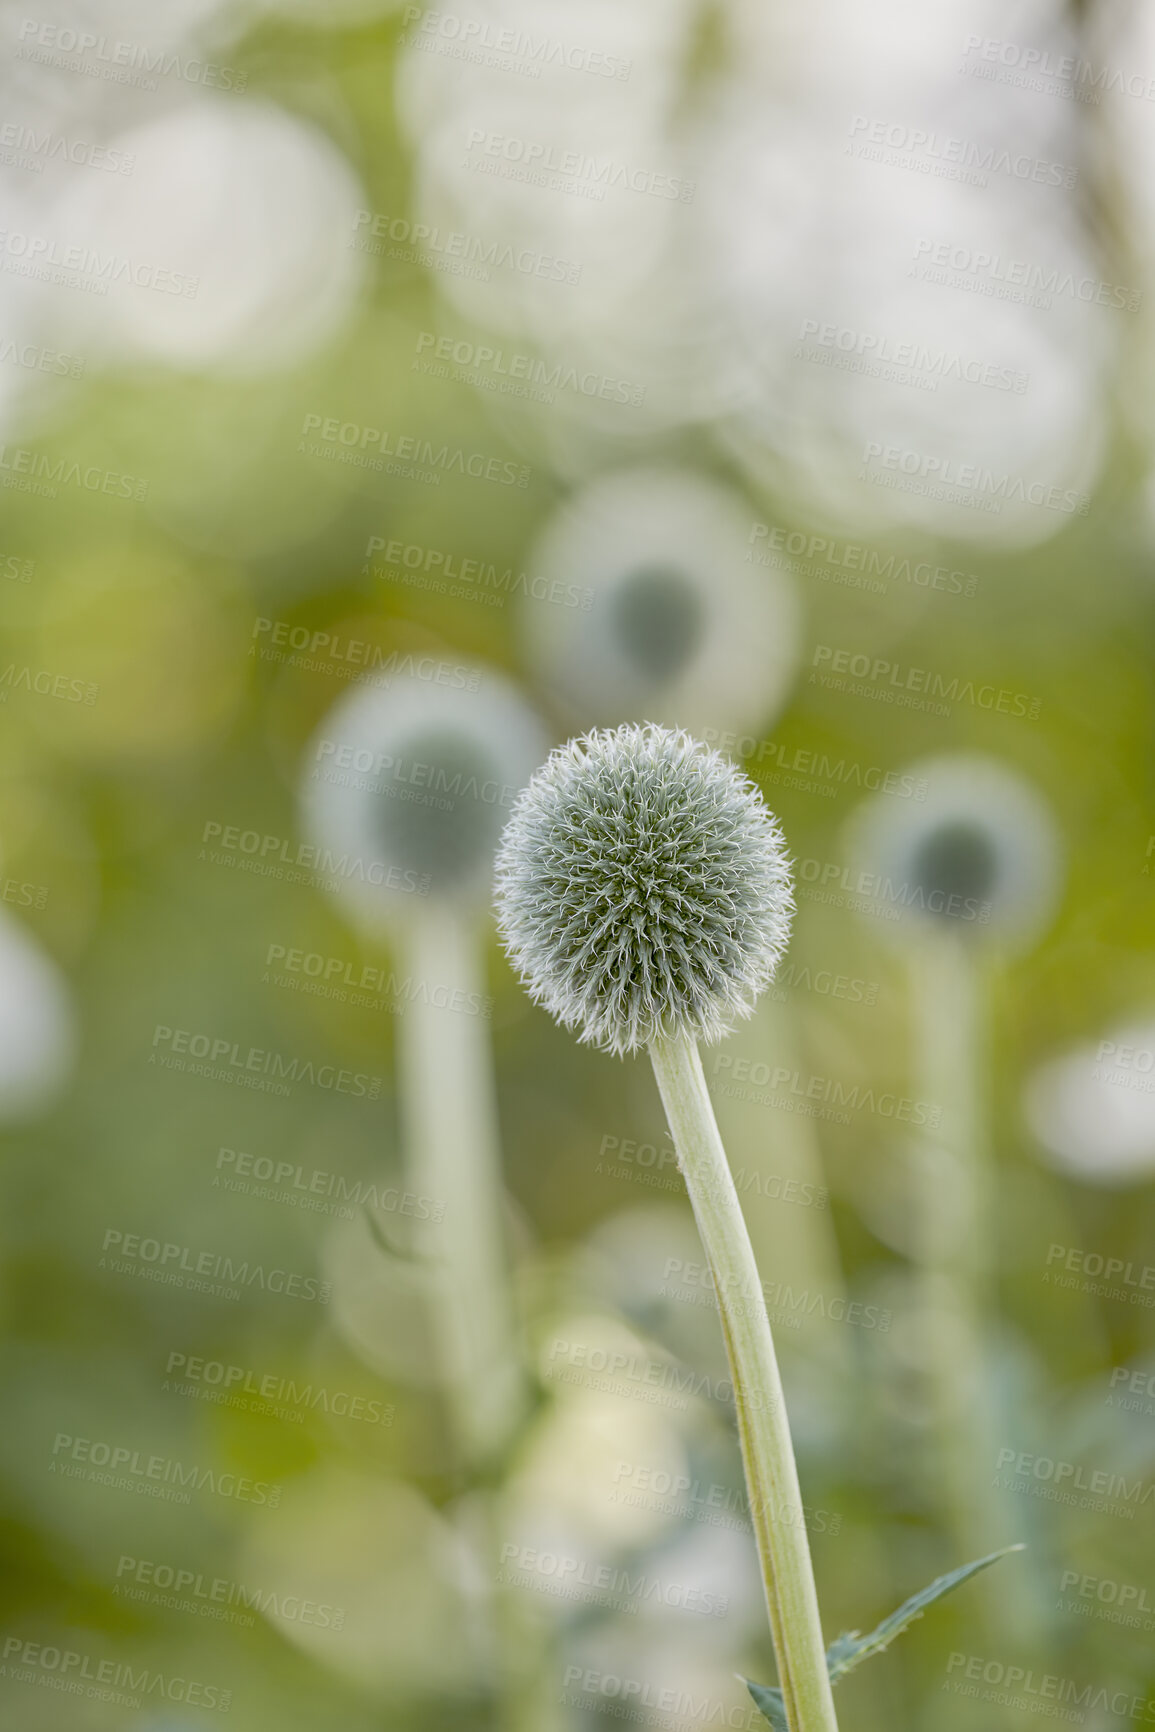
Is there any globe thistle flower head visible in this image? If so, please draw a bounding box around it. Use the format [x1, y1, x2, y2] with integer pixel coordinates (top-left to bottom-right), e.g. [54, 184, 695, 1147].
[300, 668, 547, 927]
[495, 724, 794, 1057]
[521, 467, 801, 739]
[846, 753, 1062, 951]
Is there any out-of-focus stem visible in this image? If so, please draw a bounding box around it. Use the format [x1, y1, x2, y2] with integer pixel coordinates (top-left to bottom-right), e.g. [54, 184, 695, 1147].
[395, 903, 527, 1464]
[395, 905, 546, 1730]
[908, 933, 1021, 1636]
[650, 1033, 838, 1732]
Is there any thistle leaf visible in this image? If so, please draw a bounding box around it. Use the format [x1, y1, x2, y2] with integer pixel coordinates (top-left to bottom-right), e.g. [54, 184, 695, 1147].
[744, 1545, 1023, 1727]
[825, 1545, 1025, 1683]
[741, 1678, 789, 1731]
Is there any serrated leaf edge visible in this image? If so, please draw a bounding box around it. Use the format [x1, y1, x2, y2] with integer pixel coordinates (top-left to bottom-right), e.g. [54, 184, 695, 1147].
[743, 1544, 1025, 1726]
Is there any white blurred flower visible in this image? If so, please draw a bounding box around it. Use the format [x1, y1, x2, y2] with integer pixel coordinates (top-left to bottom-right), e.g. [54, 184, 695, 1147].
[846, 753, 1062, 950]
[521, 1317, 695, 1552]
[257, 0, 400, 21]
[300, 664, 547, 926]
[0, 908, 74, 1118]
[698, 9, 1108, 551]
[42, 97, 366, 373]
[1026, 1023, 1155, 1185]
[394, 0, 1107, 544]
[522, 467, 800, 737]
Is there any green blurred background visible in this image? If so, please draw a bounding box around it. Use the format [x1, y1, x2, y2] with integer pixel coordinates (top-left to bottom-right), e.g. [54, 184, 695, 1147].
[2, 1, 1155, 1728]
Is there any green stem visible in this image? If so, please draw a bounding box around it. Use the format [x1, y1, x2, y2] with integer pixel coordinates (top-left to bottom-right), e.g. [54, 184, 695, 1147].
[396, 904, 528, 1465]
[649, 1033, 839, 1732]
[397, 906, 546, 1730]
[909, 934, 1032, 1648]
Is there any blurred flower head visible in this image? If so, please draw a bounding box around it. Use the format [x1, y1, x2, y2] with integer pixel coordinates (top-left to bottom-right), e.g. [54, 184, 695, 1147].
[1025, 1021, 1155, 1185]
[846, 753, 1062, 950]
[300, 664, 547, 927]
[0, 908, 74, 1119]
[495, 723, 793, 1055]
[521, 466, 800, 738]
[47, 96, 366, 374]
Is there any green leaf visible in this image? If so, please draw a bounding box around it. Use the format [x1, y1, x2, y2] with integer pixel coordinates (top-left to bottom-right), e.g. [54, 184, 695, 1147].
[825, 1545, 1025, 1683]
[741, 1677, 789, 1731]
[744, 1545, 1023, 1727]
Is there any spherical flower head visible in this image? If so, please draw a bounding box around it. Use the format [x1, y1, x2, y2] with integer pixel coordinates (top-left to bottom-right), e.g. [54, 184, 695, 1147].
[494, 724, 794, 1057]
[521, 467, 801, 739]
[846, 753, 1062, 952]
[300, 668, 547, 927]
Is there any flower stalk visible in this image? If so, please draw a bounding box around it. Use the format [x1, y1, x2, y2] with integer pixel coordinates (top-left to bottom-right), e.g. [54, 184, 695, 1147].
[650, 1033, 839, 1732]
[395, 901, 528, 1466]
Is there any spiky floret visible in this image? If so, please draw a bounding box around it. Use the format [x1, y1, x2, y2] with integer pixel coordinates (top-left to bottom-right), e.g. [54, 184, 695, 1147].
[494, 723, 794, 1056]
